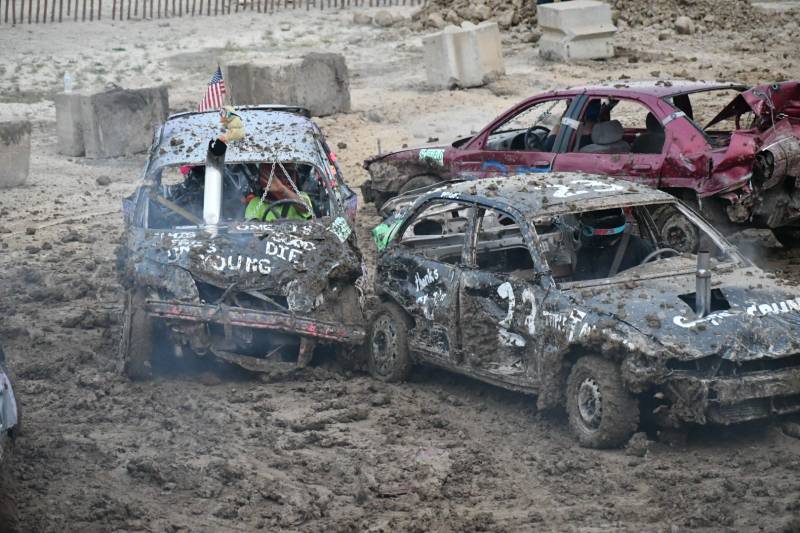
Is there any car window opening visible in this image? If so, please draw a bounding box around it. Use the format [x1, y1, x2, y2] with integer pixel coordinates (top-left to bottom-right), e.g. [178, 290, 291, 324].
[570, 98, 665, 155]
[148, 162, 331, 229]
[399, 201, 473, 264]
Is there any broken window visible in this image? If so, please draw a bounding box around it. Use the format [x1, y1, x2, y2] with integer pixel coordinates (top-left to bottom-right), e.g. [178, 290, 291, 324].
[472, 208, 536, 280]
[485, 98, 571, 152]
[399, 201, 473, 264]
[146, 162, 330, 229]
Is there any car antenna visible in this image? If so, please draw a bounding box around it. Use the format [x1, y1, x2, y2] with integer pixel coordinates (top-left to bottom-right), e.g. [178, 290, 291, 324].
[377, 139, 382, 155]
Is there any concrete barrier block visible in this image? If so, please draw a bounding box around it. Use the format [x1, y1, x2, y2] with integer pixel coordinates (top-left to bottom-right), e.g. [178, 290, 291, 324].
[226, 53, 351, 117]
[0, 121, 31, 189]
[80, 86, 169, 158]
[422, 21, 505, 89]
[55, 92, 85, 156]
[538, 0, 617, 61]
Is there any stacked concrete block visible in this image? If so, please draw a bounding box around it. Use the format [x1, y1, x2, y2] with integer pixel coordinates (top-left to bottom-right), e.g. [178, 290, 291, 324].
[0, 121, 31, 188]
[226, 53, 351, 117]
[422, 21, 505, 89]
[538, 0, 617, 61]
[55, 86, 169, 158]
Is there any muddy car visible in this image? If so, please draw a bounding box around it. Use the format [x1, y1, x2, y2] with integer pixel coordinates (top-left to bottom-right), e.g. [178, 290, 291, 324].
[0, 342, 20, 530]
[118, 106, 365, 379]
[368, 172, 800, 448]
[362, 80, 800, 248]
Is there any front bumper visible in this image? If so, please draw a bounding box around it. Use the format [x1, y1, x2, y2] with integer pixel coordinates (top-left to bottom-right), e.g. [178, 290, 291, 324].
[146, 300, 366, 345]
[668, 366, 800, 424]
[360, 180, 375, 204]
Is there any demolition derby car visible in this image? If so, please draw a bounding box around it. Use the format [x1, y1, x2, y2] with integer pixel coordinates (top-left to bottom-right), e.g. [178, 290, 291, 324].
[362, 80, 800, 248]
[118, 106, 365, 378]
[368, 172, 800, 448]
[0, 342, 20, 529]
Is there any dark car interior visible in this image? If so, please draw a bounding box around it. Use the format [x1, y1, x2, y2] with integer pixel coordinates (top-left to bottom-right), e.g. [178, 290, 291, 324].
[570, 98, 666, 155]
[146, 162, 331, 229]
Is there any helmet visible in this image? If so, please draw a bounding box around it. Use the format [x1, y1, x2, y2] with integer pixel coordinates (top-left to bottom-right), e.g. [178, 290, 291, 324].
[579, 208, 627, 247]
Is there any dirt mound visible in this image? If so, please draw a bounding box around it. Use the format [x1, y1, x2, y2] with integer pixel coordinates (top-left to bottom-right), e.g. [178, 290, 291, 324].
[412, 0, 537, 30]
[611, 0, 767, 30]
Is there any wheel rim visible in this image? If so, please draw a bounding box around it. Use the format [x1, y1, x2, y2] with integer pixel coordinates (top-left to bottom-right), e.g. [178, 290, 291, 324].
[577, 377, 603, 431]
[661, 214, 698, 253]
[371, 314, 398, 376]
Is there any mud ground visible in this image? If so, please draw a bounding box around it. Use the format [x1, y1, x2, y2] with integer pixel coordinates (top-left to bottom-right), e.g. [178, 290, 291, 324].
[2, 5, 800, 532]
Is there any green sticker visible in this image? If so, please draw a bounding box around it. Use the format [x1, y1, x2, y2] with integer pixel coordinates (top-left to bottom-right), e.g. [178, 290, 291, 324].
[419, 148, 445, 167]
[330, 216, 352, 243]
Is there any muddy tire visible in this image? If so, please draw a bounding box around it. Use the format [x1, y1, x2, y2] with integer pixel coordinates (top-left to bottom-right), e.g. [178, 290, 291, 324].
[119, 288, 156, 381]
[652, 205, 700, 253]
[0, 460, 18, 533]
[368, 302, 413, 382]
[566, 356, 639, 449]
[398, 175, 439, 195]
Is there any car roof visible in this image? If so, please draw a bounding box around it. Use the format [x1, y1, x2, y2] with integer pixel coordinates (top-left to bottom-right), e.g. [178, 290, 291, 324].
[428, 173, 672, 217]
[562, 80, 748, 99]
[148, 106, 324, 171]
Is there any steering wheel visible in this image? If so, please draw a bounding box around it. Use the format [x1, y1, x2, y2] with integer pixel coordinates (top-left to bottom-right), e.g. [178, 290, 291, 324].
[524, 125, 551, 151]
[640, 247, 680, 264]
[260, 199, 312, 221]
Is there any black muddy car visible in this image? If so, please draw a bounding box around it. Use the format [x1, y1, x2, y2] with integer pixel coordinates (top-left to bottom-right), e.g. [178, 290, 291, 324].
[368, 173, 800, 448]
[118, 106, 365, 378]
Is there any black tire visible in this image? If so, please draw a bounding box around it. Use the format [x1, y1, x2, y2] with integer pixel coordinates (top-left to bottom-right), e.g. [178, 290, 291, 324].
[119, 288, 156, 381]
[368, 302, 413, 382]
[398, 175, 440, 195]
[566, 356, 639, 449]
[772, 227, 800, 248]
[652, 205, 700, 253]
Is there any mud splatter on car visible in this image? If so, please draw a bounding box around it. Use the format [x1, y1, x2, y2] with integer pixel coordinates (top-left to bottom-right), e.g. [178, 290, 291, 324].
[368, 172, 800, 447]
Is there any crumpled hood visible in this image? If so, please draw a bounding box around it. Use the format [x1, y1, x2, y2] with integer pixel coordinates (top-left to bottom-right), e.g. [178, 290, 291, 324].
[131, 218, 361, 305]
[574, 265, 800, 362]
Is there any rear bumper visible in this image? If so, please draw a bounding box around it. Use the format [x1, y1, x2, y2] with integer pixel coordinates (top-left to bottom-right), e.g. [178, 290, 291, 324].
[146, 300, 366, 345]
[668, 367, 800, 424]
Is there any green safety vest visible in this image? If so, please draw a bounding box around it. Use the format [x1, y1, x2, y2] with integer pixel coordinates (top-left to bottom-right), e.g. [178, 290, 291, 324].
[245, 192, 313, 221]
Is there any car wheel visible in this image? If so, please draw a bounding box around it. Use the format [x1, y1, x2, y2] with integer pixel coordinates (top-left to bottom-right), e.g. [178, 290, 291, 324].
[119, 288, 156, 381]
[653, 206, 699, 253]
[398, 175, 440, 195]
[566, 356, 639, 449]
[368, 302, 413, 382]
[772, 227, 800, 248]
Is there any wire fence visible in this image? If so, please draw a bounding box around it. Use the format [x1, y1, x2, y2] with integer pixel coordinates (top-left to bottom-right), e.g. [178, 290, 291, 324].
[0, 0, 423, 24]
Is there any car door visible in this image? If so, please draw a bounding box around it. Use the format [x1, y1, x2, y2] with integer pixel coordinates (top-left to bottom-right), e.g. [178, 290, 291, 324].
[379, 199, 474, 363]
[457, 204, 550, 386]
[451, 97, 580, 177]
[553, 96, 666, 188]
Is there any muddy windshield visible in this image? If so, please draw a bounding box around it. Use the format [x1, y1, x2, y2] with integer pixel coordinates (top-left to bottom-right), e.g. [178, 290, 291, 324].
[147, 162, 331, 229]
[534, 201, 742, 286]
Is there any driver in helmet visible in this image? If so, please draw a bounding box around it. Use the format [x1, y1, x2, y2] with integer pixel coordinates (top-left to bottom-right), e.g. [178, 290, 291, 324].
[573, 208, 654, 281]
[244, 163, 314, 221]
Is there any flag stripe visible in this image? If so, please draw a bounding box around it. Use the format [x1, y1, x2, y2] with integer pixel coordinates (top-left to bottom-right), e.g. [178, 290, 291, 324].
[197, 66, 226, 112]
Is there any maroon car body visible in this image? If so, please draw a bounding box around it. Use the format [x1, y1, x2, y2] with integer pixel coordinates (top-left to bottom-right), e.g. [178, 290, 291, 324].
[362, 80, 800, 246]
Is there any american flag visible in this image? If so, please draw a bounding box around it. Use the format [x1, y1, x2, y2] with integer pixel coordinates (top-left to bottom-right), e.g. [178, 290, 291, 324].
[197, 66, 226, 112]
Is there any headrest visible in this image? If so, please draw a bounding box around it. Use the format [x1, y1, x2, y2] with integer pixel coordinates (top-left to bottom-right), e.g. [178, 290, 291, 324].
[591, 120, 624, 145]
[645, 113, 662, 132]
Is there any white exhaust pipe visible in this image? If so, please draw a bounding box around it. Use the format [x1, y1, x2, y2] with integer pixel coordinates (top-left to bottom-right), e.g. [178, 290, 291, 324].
[696, 250, 711, 317]
[203, 139, 227, 227]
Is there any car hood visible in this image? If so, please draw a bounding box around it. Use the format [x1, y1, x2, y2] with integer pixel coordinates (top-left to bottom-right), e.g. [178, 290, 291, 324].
[129, 218, 361, 306]
[571, 263, 800, 362]
[364, 144, 449, 165]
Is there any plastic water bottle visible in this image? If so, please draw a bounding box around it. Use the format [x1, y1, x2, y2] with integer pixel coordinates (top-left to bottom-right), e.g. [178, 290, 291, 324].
[63, 73, 73, 93]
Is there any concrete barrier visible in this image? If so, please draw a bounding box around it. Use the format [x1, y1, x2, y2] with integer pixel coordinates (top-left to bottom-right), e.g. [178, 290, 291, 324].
[226, 53, 351, 117]
[422, 21, 505, 89]
[55, 92, 85, 156]
[0, 121, 31, 189]
[55, 86, 169, 158]
[538, 0, 617, 61]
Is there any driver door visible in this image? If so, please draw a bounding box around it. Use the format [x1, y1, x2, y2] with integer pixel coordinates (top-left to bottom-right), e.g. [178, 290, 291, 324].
[453, 98, 575, 177]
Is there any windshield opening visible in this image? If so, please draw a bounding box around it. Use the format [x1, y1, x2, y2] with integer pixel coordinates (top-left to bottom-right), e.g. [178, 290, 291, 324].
[534, 201, 740, 287]
[147, 162, 330, 229]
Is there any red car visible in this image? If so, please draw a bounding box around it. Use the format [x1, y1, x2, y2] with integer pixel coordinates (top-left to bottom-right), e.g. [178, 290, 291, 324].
[362, 80, 800, 248]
